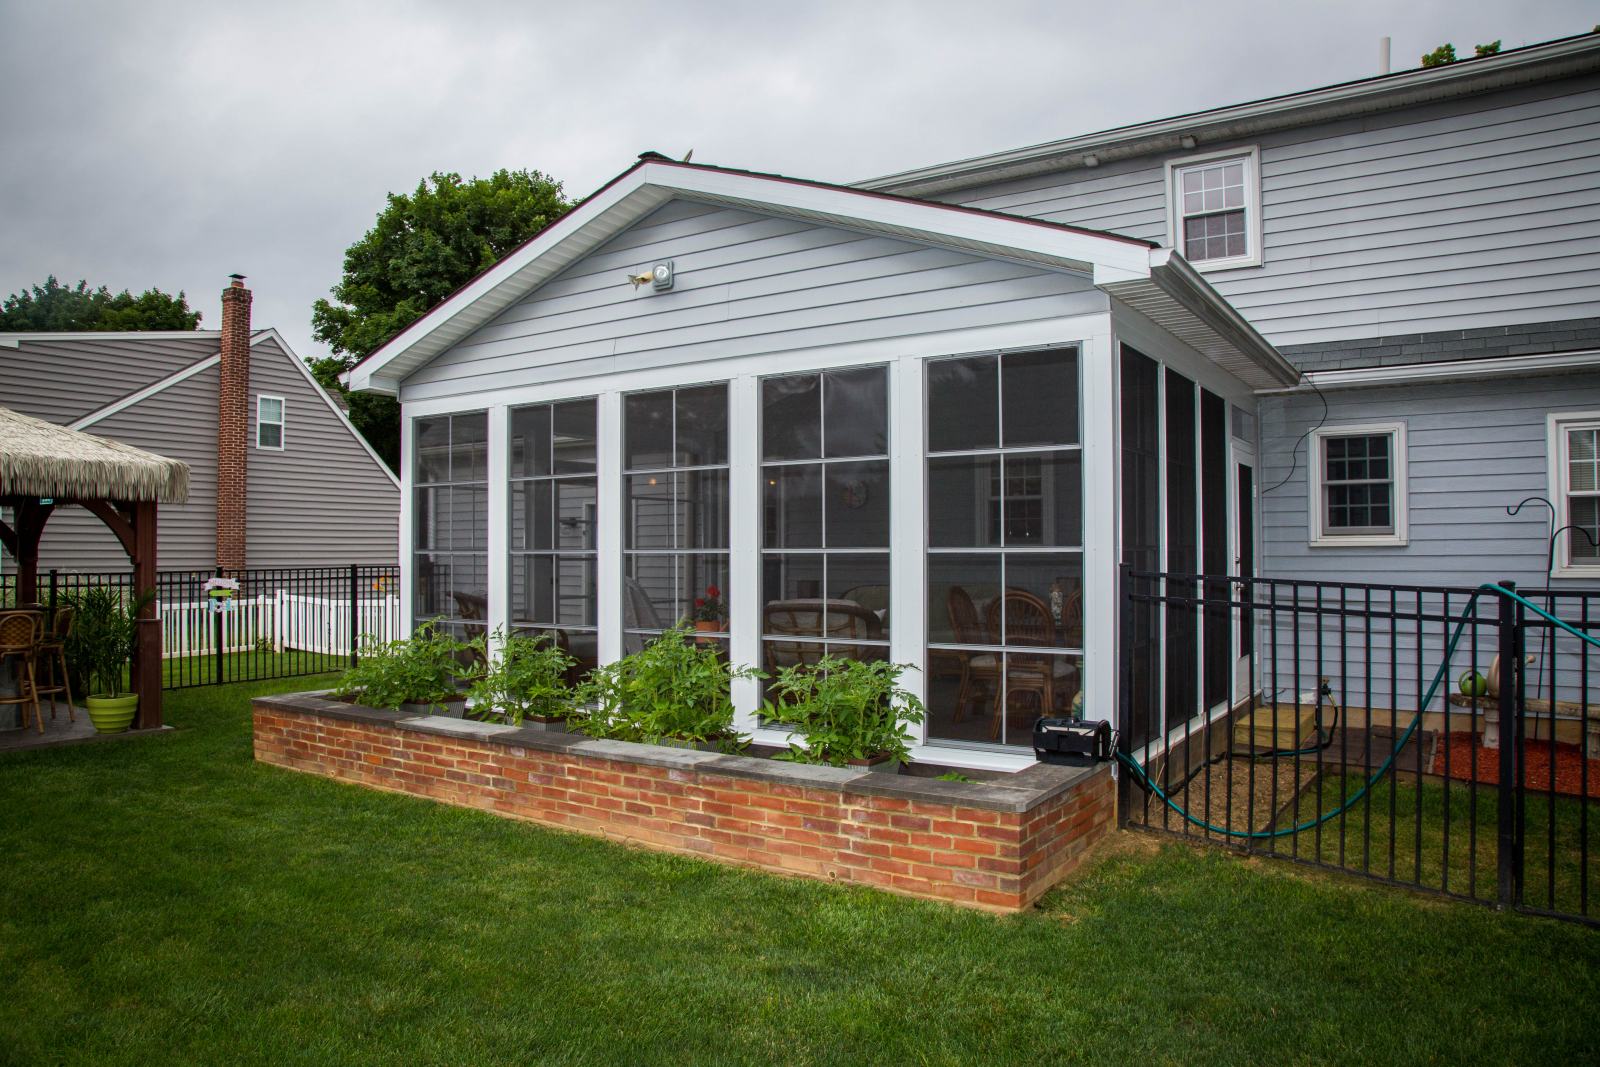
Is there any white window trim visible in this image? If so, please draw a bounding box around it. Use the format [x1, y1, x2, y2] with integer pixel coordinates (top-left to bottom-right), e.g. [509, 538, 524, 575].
[1547, 410, 1600, 578]
[1307, 422, 1408, 548]
[1164, 145, 1264, 272]
[256, 394, 286, 451]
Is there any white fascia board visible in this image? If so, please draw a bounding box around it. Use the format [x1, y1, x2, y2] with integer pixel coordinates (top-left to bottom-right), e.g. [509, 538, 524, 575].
[254, 328, 400, 487]
[1261, 347, 1600, 394]
[345, 160, 1153, 396]
[70, 353, 221, 429]
[1141, 248, 1299, 387]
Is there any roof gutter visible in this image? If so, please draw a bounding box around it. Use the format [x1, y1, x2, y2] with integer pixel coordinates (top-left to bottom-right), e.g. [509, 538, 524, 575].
[862, 34, 1600, 197]
[1259, 347, 1600, 394]
[1145, 249, 1301, 387]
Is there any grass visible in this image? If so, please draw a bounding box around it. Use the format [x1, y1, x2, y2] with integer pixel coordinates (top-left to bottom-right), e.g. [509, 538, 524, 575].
[158, 649, 348, 688]
[0, 679, 1596, 1065]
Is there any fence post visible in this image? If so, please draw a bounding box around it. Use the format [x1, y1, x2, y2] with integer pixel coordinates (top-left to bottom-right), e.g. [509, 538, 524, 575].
[1495, 579, 1521, 909]
[214, 566, 225, 687]
[1116, 562, 1134, 827]
[348, 563, 360, 669]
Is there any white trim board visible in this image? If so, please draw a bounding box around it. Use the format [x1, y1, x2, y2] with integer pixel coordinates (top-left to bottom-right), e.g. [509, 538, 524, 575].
[1163, 145, 1264, 274]
[1306, 421, 1410, 548]
[1547, 409, 1600, 580]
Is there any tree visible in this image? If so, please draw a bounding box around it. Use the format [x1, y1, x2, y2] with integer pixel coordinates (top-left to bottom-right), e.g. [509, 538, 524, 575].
[1420, 40, 1501, 68]
[0, 276, 201, 331]
[311, 169, 570, 469]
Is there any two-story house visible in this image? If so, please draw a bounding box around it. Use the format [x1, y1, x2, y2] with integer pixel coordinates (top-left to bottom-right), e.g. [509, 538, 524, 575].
[344, 32, 1600, 769]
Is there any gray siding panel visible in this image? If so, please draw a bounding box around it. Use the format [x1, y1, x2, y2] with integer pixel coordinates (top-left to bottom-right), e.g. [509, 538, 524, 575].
[0, 333, 220, 424]
[944, 74, 1600, 348]
[246, 336, 399, 567]
[403, 202, 1103, 401]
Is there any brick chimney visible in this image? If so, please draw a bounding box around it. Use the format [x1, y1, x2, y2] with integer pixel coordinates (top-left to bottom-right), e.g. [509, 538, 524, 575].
[216, 274, 252, 570]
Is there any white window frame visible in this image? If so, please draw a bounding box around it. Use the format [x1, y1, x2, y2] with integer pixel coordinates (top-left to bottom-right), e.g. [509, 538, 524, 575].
[1547, 410, 1600, 578]
[1307, 422, 1408, 547]
[256, 394, 286, 450]
[1164, 145, 1264, 272]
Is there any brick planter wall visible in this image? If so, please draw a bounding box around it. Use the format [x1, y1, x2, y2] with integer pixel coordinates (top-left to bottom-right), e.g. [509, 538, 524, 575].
[253, 692, 1116, 913]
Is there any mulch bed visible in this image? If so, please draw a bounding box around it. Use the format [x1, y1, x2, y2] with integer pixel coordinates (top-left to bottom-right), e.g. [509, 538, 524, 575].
[1140, 758, 1320, 835]
[1431, 731, 1600, 799]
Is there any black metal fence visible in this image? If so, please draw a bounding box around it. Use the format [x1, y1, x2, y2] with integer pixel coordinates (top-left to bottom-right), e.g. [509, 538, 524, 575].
[1, 564, 401, 689]
[1119, 566, 1598, 927]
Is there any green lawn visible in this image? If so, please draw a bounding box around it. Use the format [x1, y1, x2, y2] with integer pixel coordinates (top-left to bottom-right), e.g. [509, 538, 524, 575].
[2, 680, 1597, 1065]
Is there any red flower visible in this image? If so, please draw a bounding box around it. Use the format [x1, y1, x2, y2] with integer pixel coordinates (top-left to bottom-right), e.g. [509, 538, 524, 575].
[694, 598, 706, 607]
[706, 585, 721, 598]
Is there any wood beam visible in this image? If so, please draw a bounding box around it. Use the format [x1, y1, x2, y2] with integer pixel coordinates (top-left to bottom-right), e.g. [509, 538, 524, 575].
[14, 499, 54, 605]
[131, 500, 162, 730]
[76, 499, 137, 557]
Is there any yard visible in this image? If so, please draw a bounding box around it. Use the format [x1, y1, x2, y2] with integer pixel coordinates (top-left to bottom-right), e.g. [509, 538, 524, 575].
[1, 679, 1597, 1065]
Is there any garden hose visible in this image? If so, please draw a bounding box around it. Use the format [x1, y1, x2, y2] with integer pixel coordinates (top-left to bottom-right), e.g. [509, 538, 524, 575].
[1147, 683, 1342, 801]
[1118, 583, 1600, 840]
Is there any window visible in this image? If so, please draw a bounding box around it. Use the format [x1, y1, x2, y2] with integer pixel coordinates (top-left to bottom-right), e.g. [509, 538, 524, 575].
[509, 398, 598, 676]
[761, 366, 890, 690]
[623, 383, 729, 649]
[257, 395, 285, 450]
[1549, 413, 1600, 574]
[924, 349, 1083, 750]
[412, 412, 488, 636]
[1308, 423, 1408, 547]
[1166, 147, 1262, 270]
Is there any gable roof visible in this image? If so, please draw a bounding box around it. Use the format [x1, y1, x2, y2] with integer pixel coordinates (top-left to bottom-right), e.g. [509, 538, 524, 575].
[862, 32, 1600, 197]
[345, 157, 1298, 393]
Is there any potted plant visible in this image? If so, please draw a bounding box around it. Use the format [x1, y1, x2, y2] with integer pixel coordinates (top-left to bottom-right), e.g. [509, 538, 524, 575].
[764, 655, 925, 772]
[688, 585, 725, 644]
[573, 623, 760, 748]
[466, 629, 576, 728]
[334, 621, 475, 715]
[64, 585, 156, 733]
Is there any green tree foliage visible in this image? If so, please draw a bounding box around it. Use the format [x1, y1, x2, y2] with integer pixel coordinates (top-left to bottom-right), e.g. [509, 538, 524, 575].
[0, 276, 201, 331]
[1420, 43, 1457, 67]
[310, 169, 570, 469]
[1473, 40, 1501, 57]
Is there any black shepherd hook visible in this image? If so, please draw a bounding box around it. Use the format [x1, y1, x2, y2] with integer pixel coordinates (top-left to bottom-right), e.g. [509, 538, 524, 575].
[1504, 497, 1600, 701]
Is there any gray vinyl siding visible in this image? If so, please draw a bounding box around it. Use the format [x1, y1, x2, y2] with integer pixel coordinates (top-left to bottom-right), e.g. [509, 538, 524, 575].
[25, 365, 222, 571]
[1256, 373, 1600, 711]
[246, 335, 399, 566]
[0, 333, 220, 424]
[402, 200, 1105, 400]
[941, 73, 1600, 349]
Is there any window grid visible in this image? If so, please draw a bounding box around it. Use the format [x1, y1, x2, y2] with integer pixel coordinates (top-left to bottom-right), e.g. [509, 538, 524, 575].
[760, 367, 891, 674]
[1177, 158, 1249, 263]
[413, 411, 488, 636]
[1322, 433, 1394, 533]
[509, 399, 598, 640]
[1566, 425, 1600, 562]
[257, 395, 285, 450]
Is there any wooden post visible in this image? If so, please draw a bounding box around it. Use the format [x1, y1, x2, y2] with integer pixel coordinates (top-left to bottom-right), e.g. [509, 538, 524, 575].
[132, 500, 162, 730]
[14, 499, 54, 605]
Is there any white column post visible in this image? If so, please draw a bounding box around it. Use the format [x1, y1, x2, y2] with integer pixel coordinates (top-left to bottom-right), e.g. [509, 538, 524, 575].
[1079, 322, 1119, 728]
[398, 409, 416, 635]
[729, 374, 762, 731]
[889, 355, 928, 739]
[485, 404, 510, 658]
[596, 391, 624, 667]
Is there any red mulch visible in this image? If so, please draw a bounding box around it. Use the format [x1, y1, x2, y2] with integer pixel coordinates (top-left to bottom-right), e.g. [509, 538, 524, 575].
[1431, 731, 1600, 799]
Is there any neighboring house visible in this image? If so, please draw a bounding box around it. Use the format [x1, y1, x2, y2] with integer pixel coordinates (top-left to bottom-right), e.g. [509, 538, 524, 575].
[346, 32, 1600, 769]
[0, 278, 399, 571]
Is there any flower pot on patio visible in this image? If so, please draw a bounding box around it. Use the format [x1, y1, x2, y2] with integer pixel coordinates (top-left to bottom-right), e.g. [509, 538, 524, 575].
[847, 751, 901, 775]
[400, 695, 468, 718]
[85, 694, 139, 733]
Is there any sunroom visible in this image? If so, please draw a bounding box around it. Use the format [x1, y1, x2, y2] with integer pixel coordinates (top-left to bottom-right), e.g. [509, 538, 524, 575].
[347, 156, 1297, 771]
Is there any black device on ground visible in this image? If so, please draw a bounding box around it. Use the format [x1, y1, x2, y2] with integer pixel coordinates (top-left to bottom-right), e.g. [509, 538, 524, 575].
[1032, 718, 1113, 766]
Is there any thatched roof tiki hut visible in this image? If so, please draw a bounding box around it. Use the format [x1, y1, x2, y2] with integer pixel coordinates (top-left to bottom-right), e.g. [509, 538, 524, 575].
[0, 406, 189, 728]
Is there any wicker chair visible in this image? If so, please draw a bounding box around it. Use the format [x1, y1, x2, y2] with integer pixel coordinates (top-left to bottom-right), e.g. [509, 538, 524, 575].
[762, 599, 882, 673]
[34, 605, 75, 722]
[984, 590, 1078, 740]
[0, 610, 44, 734]
[944, 587, 1003, 723]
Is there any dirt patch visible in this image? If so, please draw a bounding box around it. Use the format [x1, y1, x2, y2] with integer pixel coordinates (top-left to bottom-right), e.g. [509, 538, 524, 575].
[1133, 756, 1320, 836]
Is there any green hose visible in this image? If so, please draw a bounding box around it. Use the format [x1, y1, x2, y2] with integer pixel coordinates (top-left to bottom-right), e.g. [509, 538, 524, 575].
[1117, 583, 1600, 840]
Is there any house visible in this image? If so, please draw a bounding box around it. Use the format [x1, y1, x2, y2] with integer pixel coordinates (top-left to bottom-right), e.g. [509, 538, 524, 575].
[0, 278, 399, 572]
[347, 32, 1600, 770]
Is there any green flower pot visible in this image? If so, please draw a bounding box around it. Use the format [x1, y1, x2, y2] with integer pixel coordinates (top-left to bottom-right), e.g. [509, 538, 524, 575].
[86, 694, 139, 734]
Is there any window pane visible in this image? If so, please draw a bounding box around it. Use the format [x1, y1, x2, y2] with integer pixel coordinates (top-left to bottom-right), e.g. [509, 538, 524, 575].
[258, 423, 283, 449]
[824, 366, 888, 458]
[1002, 350, 1079, 447]
[682, 469, 729, 549]
[510, 481, 553, 551]
[763, 554, 827, 636]
[416, 553, 486, 624]
[1570, 428, 1599, 492]
[260, 397, 283, 422]
[826, 460, 890, 548]
[555, 556, 597, 626]
[510, 405, 551, 478]
[928, 554, 1002, 645]
[762, 373, 821, 461]
[675, 384, 728, 466]
[445, 485, 487, 550]
[552, 398, 597, 475]
[828, 553, 890, 637]
[624, 391, 673, 470]
[927, 355, 998, 452]
[1000, 555, 1083, 649]
[997, 652, 1082, 746]
[625, 474, 674, 551]
[510, 554, 554, 624]
[623, 554, 676, 630]
[555, 478, 597, 550]
[414, 416, 450, 483]
[450, 412, 487, 482]
[929, 455, 998, 549]
[414, 486, 443, 551]
[1001, 451, 1082, 546]
[764, 464, 822, 548]
[1572, 497, 1600, 561]
[680, 554, 731, 630]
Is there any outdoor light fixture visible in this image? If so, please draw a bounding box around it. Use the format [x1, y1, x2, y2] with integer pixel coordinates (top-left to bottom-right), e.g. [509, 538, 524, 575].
[1082, 154, 1099, 167]
[626, 260, 675, 291]
[1180, 135, 1197, 150]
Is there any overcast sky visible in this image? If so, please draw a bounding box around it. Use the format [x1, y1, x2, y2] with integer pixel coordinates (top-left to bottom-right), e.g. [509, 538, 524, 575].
[1, 1, 1591, 362]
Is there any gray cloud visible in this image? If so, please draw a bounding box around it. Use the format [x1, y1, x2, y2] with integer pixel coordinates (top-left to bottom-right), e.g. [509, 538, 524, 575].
[1, 0, 1589, 361]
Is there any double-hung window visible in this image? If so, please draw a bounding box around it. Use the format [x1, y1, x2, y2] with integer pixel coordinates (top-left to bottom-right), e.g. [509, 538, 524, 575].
[1166, 147, 1262, 270]
[1550, 413, 1600, 574]
[257, 395, 285, 450]
[1308, 423, 1408, 547]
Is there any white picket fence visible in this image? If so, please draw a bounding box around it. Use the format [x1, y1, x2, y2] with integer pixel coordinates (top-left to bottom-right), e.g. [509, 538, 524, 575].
[156, 593, 402, 659]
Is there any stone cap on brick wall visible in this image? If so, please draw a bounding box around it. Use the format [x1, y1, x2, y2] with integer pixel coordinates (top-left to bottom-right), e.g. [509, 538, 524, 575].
[257, 690, 1103, 814]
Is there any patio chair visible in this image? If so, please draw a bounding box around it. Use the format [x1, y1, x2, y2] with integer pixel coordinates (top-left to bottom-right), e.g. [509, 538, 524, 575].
[984, 590, 1079, 740]
[945, 587, 1002, 723]
[0, 610, 44, 734]
[34, 605, 74, 722]
[762, 598, 881, 673]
